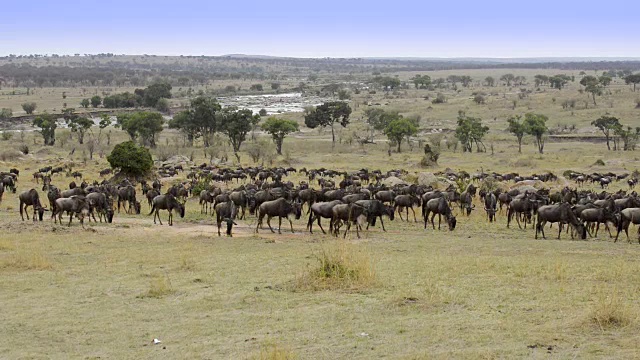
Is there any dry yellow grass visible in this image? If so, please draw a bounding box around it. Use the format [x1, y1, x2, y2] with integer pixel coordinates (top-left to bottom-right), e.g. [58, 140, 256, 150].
[257, 343, 297, 360]
[2, 247, 53, 270]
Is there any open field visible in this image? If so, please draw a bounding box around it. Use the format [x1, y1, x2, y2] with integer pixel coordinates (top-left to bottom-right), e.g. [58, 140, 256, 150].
[2, 61, 640, 358]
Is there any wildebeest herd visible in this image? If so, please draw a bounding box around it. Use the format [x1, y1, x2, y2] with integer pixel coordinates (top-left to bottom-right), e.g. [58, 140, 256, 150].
[8, 164, 640, 243]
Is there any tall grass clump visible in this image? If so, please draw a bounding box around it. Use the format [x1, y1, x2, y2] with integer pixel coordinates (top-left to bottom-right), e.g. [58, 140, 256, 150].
[293, 241, 376, 291]
[2, 249, 53, 270]
[587, 288, 633, 331]
[139, 273, 174, 298]
[257, 343, 296, 360]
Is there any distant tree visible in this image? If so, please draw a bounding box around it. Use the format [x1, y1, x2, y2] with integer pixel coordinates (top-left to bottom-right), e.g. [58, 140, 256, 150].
[80, 98, 90, 108]
[455, 113, 489, 152]
[460, 76, 472, 87]
[473, 94, 486, 105]
[514, 76, 527, 85]
[337, 89, 351, 100]
[523, 113, 548, 154]
[484, 76, 495, 87]
[534, 75, 549, 87]
[304, 101, 351, 147]
[364, 108, 402, 140]
[271, 83, 280, 90]
[614, 126, 640, 151]
[412, 74, 432, 89]
[219, 107, 261, 160]
[21, 102, 37, 114]
[0, 108, 12, 120]
[32, 113, 57, 145]
[250, 84, 264, 91]
[580, 75, 603, 105]
[500, 73, 515, 86]
[372, 76, 401, 90]
[261, 117, 299, 155]
[507, 115, 526, 153]
[549, 74, 571, 90]
[625, 74, 640, 91]
[67, 116, 94, 144]
[384, 118, 418, 153]
[107, 141, 154, 177]
[141, 81, 172, 107]
[258, 108, 268, 117]
[168, 96, 221, 147]
[90, 95, 101, 108]
[116, 111, 164, 147]
[155, 98, 170, 113]
[591, 115, 621, 150]
[599, 75, 612, 87]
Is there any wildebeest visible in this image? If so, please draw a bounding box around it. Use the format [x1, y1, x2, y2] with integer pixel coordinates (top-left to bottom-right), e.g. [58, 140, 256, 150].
[229, 190, 249, 219]
[579, 207, 617, 237]
[484, 192, 497, 222]
[507, 195, 535, 229]
[214, 201, 238, 236]
[423, 196, 457, 231]
[297, 188, 317, 213]
[355, 199, 395, 232]
[374, 190, 396, 205]
[54, 196, 90, 227]
[330, 203, 367, 238]
[393, 194, 421, 222]
[615, 207, 640, 243]
[255, 198, 301, 234]
[146, 189, 160, 208]
[117, 185, 139, 214]
[307, 200, 343, 234]
[535, 204, 586, 240]
[199, 190, 215, 214]
[86, 192, 114, 223]
[19, 189, 47, 221]
[149, 194, 185, 226]
[61, 187, 86, 198]
[459, 191, 475, 216]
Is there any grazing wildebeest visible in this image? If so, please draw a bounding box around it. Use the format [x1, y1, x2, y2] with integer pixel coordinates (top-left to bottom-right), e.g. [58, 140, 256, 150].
[423, 197, 457, 231]
[149, 194, 185, 226]
[19, 189, 47, 221]
[580, 207, 617, 237]
[355, 199, 395, 232]
[2, 175, 16, 193]
[86, 192, 114, 223]
[229, 190, 249, 219]
[459, 191, 475, 216]
[535, 204, 586, 240]
[330, 203, 367, 238]
[46, 185, 61, 217]
[393, 194, 421, 222]
[54, 196, 90, 227]
[507, 195, 535, 229]
[615, 208, 640, 243]
[117, 185, 139, 214]
[307, 200, 343, 234]
[255, 198, 301, 234]
[214, 201, 238, 236]
[374, 190, 396, 205]
[484, 192, 497, 222]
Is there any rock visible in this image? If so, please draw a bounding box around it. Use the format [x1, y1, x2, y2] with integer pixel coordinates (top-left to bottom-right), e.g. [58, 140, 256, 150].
[382, 176, 407, 187]
[417, 172, 439, 187]
[163, 155, 190, 165]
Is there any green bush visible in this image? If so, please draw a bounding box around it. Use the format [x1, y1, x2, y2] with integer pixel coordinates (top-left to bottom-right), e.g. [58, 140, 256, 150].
[107, 141, 153, 177]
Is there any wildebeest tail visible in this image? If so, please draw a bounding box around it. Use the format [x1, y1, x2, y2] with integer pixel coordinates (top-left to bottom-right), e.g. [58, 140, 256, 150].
[148, 204, 156, 216]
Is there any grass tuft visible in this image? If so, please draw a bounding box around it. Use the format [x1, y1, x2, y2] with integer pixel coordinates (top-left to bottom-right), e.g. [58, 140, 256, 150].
[0, 239, 16, 251]
[2, 249, 53, 270]
[257, 343, 296, 360]
[293, 241, 376, 291]
[139, 274, 174, 298]
[588, 289, 633, 331]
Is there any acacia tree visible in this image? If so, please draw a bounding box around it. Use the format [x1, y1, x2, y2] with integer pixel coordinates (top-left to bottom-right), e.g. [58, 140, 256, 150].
[580, 75, 603, 105]
[625, 74, 640, 91]
[454, 113, 489, 153]
[219, 107, 260, 161]
[261, 117, 299, 155]
[484, 76, 495, 87]
[507, 115, 526, 153]
[549, 74, 571, 90]
[68, 116, 94, 144]
[90, 95, 102, 108]
[384, 118, 418, 153]
[33, 113, 57, 145]
[412, 74, 431, 89]
[363, 108, 402, 141]
[615, 126, 640, 151]
[116, 111, 164, 147]
[304, 101, 351, 147]
[523, 113, 548, 154]
[500, 73, 515, 86]
[168, 96, 221, 146]
[591, 115, 621, 150]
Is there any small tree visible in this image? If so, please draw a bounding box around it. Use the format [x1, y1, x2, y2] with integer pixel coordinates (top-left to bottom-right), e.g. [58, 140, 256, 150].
[524, 113, 548, 154]
[485, 76, 495, 87]
[507, 115, 526, 153]
[258, 108, 268, 117]
[0, 108, 12, 120]
[90, 95, 102, 108]
[625, 74, 640, 91]
[116, 111, 164, 147]
[21, 102, 37, 114]
[500, 73, 515, 86]
[33, 113, 57, 145]
[155, 98, 170, 113]
[304, 101, 351, 147]
[219, 107, 261, 161]
[473, 94, 486, 105]
[384, 118, 418, 153]
[107, 141, 154, 177]
[80, 98, 90, 108]
[261, 117, 299, 155]
[580, 75, 603, 106]
[67, 116, 94, 144]
[455, 113, 489, 153]
[615, 126, 640, 151]
[591, 115, 621, 150]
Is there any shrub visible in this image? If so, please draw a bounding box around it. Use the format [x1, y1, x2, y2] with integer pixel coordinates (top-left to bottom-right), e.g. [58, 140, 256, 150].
[18, 144, 29, 155]
[155, 98, 170, 113]
[0, 108, 12, 120]
[1, 132, 13, 141]
[139, 274, 174, 298]
[21, 102, 37, 114]
[432, 93, 447, 104]
[593, 159, 606, 166]
[107, 141, 153, 177]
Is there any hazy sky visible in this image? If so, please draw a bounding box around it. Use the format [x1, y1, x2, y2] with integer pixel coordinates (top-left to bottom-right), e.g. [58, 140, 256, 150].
[2, 0, 638, 58]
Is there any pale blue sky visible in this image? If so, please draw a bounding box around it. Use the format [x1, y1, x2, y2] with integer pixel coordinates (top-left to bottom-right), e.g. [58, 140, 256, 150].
[1, 0, 638, 58]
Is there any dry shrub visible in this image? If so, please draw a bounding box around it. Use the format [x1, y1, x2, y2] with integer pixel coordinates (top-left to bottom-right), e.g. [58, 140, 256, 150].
[257, 343, 296, 360]
[588, 289, 633, 330]
[140, 274, 174, 298]
[293, 241, 376, 291]
[2, 249, 53, 270]
[0, 149, 23, 162]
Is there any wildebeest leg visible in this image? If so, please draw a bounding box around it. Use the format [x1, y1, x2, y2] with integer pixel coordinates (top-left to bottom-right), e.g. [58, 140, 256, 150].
[515, 212, 523, 230]
[169, 209, 173, 226]
[266, 216, 275, 233]
[396, 206, 403, 221]
[410, 207, 417, 222]
[68, 212, 73, 227]
[380, 216, 386, 232]
[288, 216, 295, 233]
[437, 214, 442, 230]
[255, 215, 263, 233]
[317, 217, 326, 234]
[557, 222, 562, 240]
[278, 216, 282, 234]
[157, 209, 163, 225]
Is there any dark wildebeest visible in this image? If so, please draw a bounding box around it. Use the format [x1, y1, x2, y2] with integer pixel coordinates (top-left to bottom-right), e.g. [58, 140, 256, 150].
[484, 192, 497, 222]
[2, 176, 16, 193]
[459, 191, 475, 216]
[46, 185, 61, 218]
[54, 196, 90, 227]
[19, 189, 47, 221]
[214, 201, 238, 236]
[355, 199, 395, 232]
[394, 194, 421, 222]
[298, 188, 317, 214]
[199, 190, 215, 214]
[615, 208, 640, 243]
[342, 192, 369, 204]
[86, 192, 114, 223]
[497, 192, 512, 214]
[374, 190, 396, 205]
[249, 190, 278, 215]
[507, 195, 535, 229]
[117, 186, 139, 214]
[146, 189, 160, 208]
[307, 200, 343, 234]
[423, 197, 457, 231]
[61, 187, 86, 198]
[535, 204, 587, 240]
[580, 207, 617, 238]
[149, 194, 185, 226]
[255, 198, 301, 234]
[229, 190, 249, 219]
[330, 203, 367, 238]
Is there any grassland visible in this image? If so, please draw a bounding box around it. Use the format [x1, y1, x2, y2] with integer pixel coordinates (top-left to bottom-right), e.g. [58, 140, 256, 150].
[1, 64, 640, 358]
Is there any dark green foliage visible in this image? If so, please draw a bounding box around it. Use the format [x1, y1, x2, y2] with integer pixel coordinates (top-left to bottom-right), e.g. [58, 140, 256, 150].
[549, 74, 571, 90]
[21, 102, 37, 114]
[33, 113, 57, 145]
[455, 113, 489, 153]
[625, 74, 640, 91]
[592, 116, 621, 150]
[168, 96, 221, 147]
[507, 115, 526, 153]
[155, 98, 170, 113]
[80, 98, 90, 108]
[219, 107, 261, 157]
[304, 101, 351, 145]
[141, 81, 172, 107]
[107, 141, 154, 177]
[67, 116, 93, 144]
[523, 113, 549, 154]
[261, 117, 299, 155]
[90, 96, 102, 108]
[103, 92, 140, 108]
[412, 74, 432, 89]
[0, 108, 12, 120]
[384, 118, 418, 153]
[116, 111, 164, 147]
